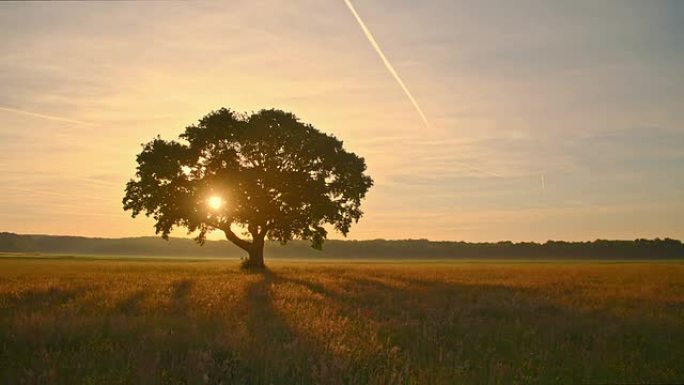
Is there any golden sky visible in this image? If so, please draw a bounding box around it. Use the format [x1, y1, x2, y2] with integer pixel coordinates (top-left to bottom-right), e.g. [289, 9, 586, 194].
[1, 1, 683, 241]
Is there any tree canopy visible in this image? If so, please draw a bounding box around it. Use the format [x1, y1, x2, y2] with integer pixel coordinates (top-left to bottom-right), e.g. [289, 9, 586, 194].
[122, 108, 373, 267]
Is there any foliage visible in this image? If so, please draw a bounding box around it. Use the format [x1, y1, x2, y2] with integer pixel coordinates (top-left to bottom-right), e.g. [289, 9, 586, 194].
[122, 108, 373, 263]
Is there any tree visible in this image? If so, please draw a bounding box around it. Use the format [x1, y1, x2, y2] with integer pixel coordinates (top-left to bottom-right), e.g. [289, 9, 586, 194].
[122, 108, 373, 268]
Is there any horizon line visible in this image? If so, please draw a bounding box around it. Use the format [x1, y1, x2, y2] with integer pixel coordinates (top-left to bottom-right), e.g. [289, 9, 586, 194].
[1, 231, 680, 244]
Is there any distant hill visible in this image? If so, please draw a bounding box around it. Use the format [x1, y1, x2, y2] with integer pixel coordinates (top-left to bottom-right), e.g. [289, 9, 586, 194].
[1, 232, 682, 260]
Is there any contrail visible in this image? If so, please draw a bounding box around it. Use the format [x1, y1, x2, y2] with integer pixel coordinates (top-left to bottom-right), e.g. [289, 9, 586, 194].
[1, 186, 111, 201]
[456, 161, 502, 178]
[343, 1, 507, 179]
[541, 174, 546, 195]
[343, 0, 430, 127]
[0, 105, 84, 125]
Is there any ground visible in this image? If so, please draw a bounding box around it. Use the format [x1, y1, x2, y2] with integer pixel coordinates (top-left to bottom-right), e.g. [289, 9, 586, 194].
[0, 256, 683, 384]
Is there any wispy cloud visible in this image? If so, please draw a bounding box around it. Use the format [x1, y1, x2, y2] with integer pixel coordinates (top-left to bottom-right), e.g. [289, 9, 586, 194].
[0, 105, 84, 125]
[343, 0, 430, 128]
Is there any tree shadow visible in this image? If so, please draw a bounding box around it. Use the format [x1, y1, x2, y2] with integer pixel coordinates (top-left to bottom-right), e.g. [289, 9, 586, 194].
[237, 270, 322, 384]
[1, 285, 92, 315]
[169, 278, 193, 314]
[271, 269, 684, 385]
[115, 289, 148, 315]
[2, 268, 682, 385]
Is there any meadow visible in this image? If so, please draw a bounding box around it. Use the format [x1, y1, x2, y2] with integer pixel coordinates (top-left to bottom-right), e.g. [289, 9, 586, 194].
[0, 257, 683, 384]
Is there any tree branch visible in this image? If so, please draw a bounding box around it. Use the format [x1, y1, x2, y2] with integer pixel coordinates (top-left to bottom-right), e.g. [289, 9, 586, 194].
[222, 225, 252, 251]
[258, 224, 270, 238]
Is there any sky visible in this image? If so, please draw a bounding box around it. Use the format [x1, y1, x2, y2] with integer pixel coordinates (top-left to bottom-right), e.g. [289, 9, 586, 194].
[1, 0, 683, 242]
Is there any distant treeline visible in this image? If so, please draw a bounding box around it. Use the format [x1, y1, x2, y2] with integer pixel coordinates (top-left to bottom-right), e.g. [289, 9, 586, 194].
[1, 232, 683, 260]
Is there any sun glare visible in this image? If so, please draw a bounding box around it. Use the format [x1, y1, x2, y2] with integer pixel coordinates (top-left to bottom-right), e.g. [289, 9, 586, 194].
[208, 196, 223, 210]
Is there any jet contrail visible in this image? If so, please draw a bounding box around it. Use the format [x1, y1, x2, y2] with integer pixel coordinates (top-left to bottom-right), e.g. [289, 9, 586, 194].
[343, 1, 508, 179]
[541, 174, 546, 195]
[455, 161, 503, 178]
[0, 105, 84, 125]
[343, 0, 430, 128]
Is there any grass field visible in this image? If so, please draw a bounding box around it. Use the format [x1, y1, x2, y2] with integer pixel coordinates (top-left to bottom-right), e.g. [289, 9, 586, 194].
[1, 257, 683, 384]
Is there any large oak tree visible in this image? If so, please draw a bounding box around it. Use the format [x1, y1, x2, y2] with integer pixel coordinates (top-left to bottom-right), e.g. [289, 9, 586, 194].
[123, 108, 373, 268]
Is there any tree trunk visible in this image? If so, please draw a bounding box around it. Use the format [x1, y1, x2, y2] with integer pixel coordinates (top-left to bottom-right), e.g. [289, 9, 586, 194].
[223, 226, 266, 269]
[242, 239, 265, 269]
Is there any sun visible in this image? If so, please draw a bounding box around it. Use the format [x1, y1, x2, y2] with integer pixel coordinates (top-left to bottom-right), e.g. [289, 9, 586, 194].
[208, 196, 223, 210]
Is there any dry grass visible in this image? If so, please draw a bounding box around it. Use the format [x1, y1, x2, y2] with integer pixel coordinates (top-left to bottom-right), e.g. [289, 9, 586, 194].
[1, 258, 683, 384]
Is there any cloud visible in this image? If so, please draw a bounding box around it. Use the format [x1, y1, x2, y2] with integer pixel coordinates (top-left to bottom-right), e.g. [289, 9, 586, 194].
[0, 105, 84, 125]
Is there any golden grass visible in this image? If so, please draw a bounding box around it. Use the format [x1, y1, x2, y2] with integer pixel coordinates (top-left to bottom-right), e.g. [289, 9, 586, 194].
[1, 258, 683, 384]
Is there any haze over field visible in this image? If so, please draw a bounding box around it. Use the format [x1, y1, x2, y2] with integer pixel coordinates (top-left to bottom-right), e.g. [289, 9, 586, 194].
[1, 0, 683, 242]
